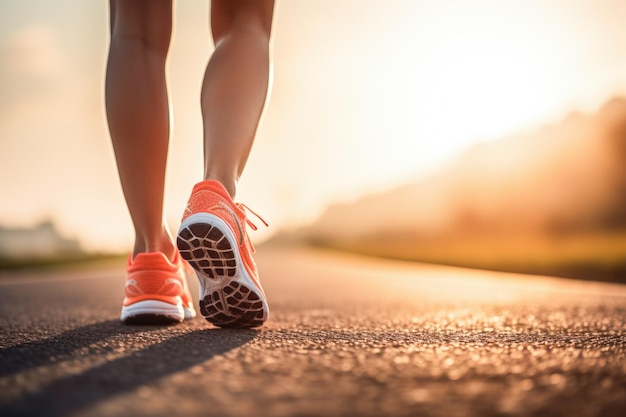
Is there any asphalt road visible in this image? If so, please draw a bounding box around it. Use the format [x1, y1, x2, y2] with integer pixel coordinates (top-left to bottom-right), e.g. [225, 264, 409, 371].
[0, 246, 625, 417]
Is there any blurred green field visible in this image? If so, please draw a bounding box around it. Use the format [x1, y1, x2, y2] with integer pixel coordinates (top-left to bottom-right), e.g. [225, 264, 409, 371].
[0, 253, 127, 273]
[309, 232, 626, 283]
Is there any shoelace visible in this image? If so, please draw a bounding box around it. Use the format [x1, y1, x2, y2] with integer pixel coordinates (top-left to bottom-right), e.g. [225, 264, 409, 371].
[236, 203, 268, 231]
[235, 203, 268, 251]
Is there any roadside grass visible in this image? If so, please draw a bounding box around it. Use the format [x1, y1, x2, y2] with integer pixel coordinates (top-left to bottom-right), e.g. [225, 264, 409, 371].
[309, 232, 626, 284]
[0, 253, 127, 273]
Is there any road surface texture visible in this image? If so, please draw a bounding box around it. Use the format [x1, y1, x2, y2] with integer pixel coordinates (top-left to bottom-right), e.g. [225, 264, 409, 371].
[0, 246, 625, 417]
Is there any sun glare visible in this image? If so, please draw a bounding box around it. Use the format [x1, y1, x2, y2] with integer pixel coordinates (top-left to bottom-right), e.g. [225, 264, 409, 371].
[410, 5, 570, 145]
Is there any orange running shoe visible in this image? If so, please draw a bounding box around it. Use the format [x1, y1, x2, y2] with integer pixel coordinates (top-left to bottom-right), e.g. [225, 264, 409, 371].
[121, 251, 197, 325]
[177, 180, 269, 328]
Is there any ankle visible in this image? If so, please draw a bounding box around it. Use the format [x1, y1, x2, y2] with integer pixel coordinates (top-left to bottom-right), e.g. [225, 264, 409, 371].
[132, 231, 177, 261]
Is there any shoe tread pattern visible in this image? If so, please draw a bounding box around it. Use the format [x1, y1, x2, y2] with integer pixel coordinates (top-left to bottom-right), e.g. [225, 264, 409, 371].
[177, 223, 265, 328]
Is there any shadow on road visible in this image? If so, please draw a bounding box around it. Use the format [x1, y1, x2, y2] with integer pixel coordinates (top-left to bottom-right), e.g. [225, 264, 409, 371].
[1, 320, 256, 416]
[0, 320, 166, 377]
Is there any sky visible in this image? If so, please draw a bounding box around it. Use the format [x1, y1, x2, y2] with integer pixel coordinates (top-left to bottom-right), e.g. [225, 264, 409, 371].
[2, 0, 626, 253]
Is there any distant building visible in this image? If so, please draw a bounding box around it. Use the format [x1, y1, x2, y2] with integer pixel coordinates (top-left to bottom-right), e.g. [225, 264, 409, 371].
[0, 220, 82, 259]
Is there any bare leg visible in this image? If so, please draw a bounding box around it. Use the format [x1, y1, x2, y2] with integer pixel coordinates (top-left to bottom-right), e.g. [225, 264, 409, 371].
[105, 0, 176, 260]
[202, 0, 275, 197]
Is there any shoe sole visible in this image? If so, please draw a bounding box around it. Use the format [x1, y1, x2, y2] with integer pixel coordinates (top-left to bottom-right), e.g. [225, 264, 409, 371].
[177, 213, 268, 328]
[121, 300, 184, 325]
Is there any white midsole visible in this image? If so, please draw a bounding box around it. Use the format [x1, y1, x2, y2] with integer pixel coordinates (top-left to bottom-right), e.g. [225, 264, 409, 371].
[120, 299, 184, 321]
[178, 212, 269, 320]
